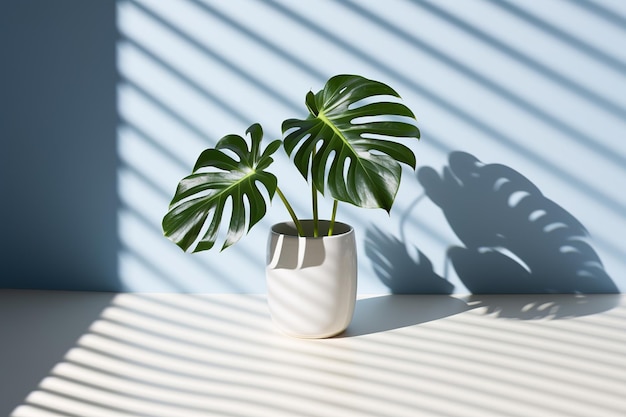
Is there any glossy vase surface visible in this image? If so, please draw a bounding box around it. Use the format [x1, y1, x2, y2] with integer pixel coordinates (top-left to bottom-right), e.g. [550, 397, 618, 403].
[266, 220, 357, 338]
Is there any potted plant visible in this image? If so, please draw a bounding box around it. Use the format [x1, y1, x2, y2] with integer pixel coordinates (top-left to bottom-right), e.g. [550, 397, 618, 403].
[162, 74, 420, 338]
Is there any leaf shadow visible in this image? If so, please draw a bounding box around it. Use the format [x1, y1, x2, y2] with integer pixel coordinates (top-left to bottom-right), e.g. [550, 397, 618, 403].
[419, 151, 618, 296]
[360, 151, 619, 330]
[365, 227, 454, 295]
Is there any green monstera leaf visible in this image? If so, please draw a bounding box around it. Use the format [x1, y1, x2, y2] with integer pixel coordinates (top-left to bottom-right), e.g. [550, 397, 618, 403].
[282, 74, 420, 212]
[162, 123, 281, 252]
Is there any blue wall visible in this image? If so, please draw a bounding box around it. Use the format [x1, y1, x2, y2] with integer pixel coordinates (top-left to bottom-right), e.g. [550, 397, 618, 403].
[2, 0, 625, 294]
[0, 0, 119, 290]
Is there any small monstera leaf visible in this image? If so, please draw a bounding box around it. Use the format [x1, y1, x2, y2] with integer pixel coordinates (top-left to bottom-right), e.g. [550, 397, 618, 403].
[163, 123, 281, 252]
[282, 74, 420, 212]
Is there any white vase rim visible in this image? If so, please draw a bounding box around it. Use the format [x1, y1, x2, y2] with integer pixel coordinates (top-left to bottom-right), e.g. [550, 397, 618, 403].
[270, 220, 353, 239]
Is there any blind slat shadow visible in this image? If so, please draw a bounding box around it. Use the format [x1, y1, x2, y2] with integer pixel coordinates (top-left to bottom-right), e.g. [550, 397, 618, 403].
[567, 0, 626, 33]
[120, 36, 252, 125]
[65, 297, 460, 416]
[8, 292, 625, 416]
[127, 0, 301, 112]
[408, 0, 626, 119]
[186, 0, 327, 83]
[120, 203, 251, 292]
[120, 78, 212, 145]
[258, 0, 626, 219]
[337, 0, 626, 170]
[0, 291, 117, 417]
[484, 0, 626, 74]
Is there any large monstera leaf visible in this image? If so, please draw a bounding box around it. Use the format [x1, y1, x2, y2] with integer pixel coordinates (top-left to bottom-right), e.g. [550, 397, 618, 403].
[162, 123, 281, 252]
[282, 74, 420, 212]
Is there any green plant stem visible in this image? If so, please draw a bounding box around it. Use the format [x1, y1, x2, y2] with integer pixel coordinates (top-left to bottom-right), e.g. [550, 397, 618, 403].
[312, 179, 319, 238]
[311, 147, 319, 237]
[276, 187, 304, 236]
[328, 199, 339, 236]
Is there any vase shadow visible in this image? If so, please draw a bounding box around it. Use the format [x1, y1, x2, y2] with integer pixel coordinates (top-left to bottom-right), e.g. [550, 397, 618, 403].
[338, 294, 469, 337]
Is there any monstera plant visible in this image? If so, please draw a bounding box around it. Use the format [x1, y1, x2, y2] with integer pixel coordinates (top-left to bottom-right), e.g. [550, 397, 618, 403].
[163, 74, 419, 249]
[162, 74, 420, 338]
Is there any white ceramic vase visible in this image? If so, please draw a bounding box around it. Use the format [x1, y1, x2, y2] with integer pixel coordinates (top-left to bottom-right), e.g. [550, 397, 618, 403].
[266, 220, 357, 338]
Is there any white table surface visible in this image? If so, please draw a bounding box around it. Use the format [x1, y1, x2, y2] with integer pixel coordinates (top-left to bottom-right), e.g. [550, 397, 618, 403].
[1, 290, 625, 417]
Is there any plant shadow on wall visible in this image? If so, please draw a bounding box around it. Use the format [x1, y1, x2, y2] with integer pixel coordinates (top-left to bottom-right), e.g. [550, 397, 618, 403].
[353, 151, 619, 336]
